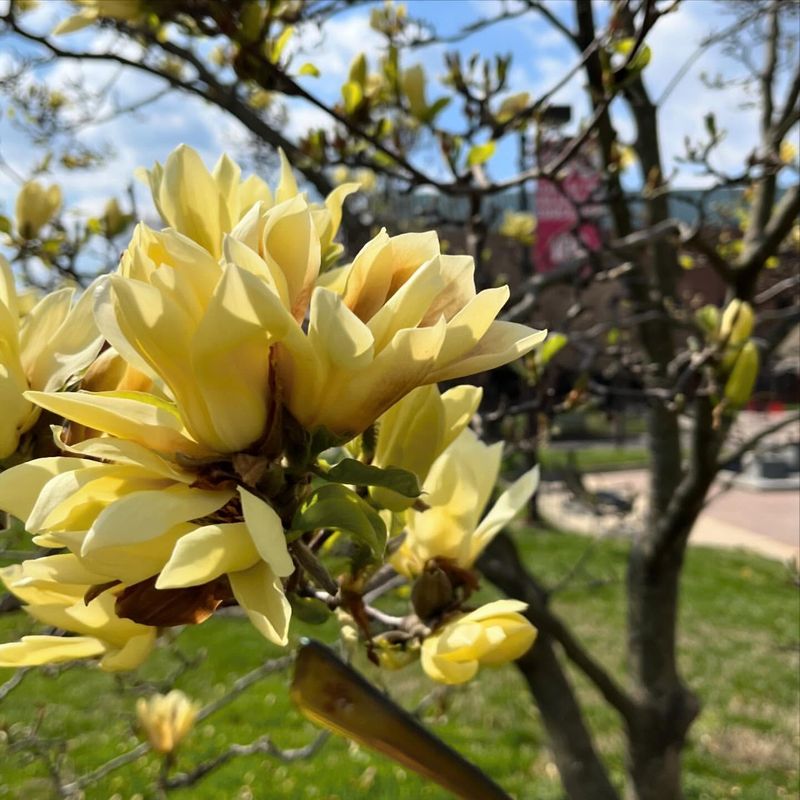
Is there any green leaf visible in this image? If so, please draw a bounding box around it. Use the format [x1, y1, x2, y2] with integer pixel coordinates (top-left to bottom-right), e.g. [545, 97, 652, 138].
[425, 96, 451, 123]
[467, 141, 496, 167]
[349, 53, 367, 86]
[342, 80, 364, 114]
[322, 458, 421, 498]
[292, 484, 387, 558]
[0, 215, 11, 235]
[270, 26, 294, 64]
[536, 332, 568, 368]
[298, 62, 320, 77]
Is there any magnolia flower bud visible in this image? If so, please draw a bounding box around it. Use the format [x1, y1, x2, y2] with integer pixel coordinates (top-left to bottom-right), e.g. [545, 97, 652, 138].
[15, 181, 61, 239]
[411, 563, 454, 620]
[421, 600, 537, 685]
[719, 300, 754, 346]
[136, 690, 200, 754]
[724, 340, 759, 408]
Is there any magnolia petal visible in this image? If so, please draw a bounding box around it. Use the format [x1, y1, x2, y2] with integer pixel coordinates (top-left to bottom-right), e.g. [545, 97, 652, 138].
[223, 234, 290, 309]
[428, 321, 547, 383]
[0, 253, 19, 318]
[160, 144, 228, 256]
[461, 599, 529, 622]
[12, 553, 111, 590]
[0, 456, 90, 522]
[308, 287, 374, 370]
[0, 635, 106, 667]
[366, 255, 446, 351]
[260, 195, 320, 320]
[78, 524, 194, 586]
[238, 488, 294, 577]
[191, 265, 274, 452]
[96, 276, 216, 448]
[318, 316, 447, 435]
[420, 636, 478, 685]
[59, 433, 194, 483]
[275, 148, 300, 203]
[321, 182, 359, 249]
[24, 279, 103, 393]
[229, 561, 291, 646]
[99, 631, 156, 671]
[25, 390, 205, 457]
[433, 287, 509, 368]
[82, 486, 233, 554]
[477, 621, 537, 666]
[440, 385, 483, 451]
[156, 523, 260, 589]
[18, 288, 73, 377]
[419, 254, 476, 326]
[470, 466, 539, 560]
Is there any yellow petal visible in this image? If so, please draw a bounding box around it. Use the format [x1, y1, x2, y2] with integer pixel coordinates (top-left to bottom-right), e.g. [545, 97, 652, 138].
[429, 321, 547, 383]
[260, 196, 321, 320]
[308, 287, 374, 370]
[0, 635, 106, 667]
[82, 485, 233, 554]
[420, 636, 478, 685]
[229, 561, 291, 645]
[238, 488, 294, 577]
[468, 466, 539, 562]
[275, 148, 300, 203]
[100, 631, 156, 671]
[25, 390, 205, 457]
[190, 265, 275, 452]
[0, 456, 89, 522]
[156, 523, 259, 588]
[58, 432, 194, 483]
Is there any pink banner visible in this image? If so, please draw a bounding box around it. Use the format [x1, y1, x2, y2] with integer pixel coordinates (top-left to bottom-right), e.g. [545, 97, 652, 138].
[535, 141, 603, 272]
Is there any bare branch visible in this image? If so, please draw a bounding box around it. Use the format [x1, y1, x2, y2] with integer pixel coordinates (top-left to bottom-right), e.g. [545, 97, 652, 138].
[718, 412, 800, 470]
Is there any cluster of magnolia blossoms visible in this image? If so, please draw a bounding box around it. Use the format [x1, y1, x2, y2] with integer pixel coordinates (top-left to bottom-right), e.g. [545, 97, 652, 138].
[0, 145, 545, 684]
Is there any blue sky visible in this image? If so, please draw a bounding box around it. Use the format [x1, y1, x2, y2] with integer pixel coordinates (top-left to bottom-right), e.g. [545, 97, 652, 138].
[0, 0, 796, 222]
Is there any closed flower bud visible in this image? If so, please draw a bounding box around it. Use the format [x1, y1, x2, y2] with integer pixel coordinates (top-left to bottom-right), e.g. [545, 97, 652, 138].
[719, 300, 754, 346]
[421, 600, 537, 685]
[102, 198, 131, 238]
[136, 690, 200, 754]
[15, 181, 61, 239]
[724, 340, 759, 408]
[694, 304, 720, 338]
[411, 563, 454, 620]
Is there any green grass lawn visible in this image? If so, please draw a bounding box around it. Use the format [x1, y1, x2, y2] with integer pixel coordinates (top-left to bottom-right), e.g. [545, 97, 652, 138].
[0, 530, 797, 799]
[538, 445, 650, 473]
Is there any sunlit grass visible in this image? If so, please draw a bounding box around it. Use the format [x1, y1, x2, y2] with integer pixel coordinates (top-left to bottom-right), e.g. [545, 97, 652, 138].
[1, 530, 797, 799]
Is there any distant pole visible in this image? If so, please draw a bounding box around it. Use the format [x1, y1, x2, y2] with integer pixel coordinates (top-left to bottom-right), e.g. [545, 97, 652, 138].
[518, 128, 532, 276]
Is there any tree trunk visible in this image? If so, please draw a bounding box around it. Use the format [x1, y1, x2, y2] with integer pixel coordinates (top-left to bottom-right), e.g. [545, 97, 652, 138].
[624, 545, 700, 800]
[518, 637, 621, 800]
[479, 536, 620, 800]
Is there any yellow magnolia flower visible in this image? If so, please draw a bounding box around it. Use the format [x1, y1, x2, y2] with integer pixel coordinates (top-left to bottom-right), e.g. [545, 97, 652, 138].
[275, 230, 546, 436]
[0, 555, 156, 671]
[0, 436, 294, 646]
[499, 211, 536, 245]
[14, 180, 62, 239]
[137, 690, 200, 754]
[138, 144, 271, 259]
[140, 144, 357, 265]
[371, 383, 482, 511]
[392, 429, 539, 576]
[421, 599, 536, 685]
[53, 0, 143, 36]
[93, 218, 307, 453]
[0, 256, 102, 459]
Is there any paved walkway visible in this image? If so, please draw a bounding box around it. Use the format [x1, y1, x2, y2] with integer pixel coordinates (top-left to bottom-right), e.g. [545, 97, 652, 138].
[539, 469, 799, 563]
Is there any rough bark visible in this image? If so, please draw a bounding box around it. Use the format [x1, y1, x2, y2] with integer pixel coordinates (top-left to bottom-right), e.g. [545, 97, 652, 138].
[479, 536, 621, 800]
